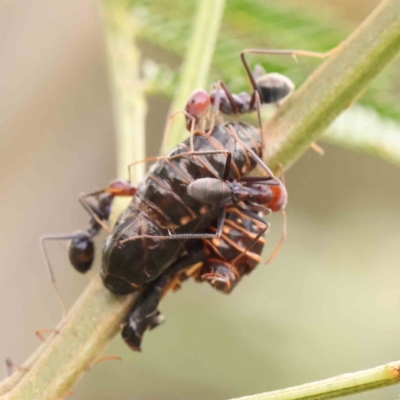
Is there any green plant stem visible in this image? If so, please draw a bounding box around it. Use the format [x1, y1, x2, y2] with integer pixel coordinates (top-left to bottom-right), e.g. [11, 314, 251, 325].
[102, 0, 147, 181]
[1, 276, 140, 400]
[263, 0, 400, 171]
[164, 0, 226, 150]
[230, 361, 400, 400]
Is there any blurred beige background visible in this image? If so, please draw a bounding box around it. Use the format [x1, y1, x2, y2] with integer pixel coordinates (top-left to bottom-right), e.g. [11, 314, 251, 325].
[2, 0, 400, 399]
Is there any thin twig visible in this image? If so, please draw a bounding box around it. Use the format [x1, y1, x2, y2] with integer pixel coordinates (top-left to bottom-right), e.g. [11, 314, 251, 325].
[263, 0, 400, 171]
[229, 361, 400, 400]
[164, 0, 226, 150]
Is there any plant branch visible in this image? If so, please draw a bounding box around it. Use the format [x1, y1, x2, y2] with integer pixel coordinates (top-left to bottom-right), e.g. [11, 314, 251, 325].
[102, 0, 147, 181]
[1, 276, 140, 400]
[1, 0, 400, 399]
[230, 361, 400, 400]
[262, 0, 400, 171]
[164, 0, 226, 150]
[0, 1, 225, 399]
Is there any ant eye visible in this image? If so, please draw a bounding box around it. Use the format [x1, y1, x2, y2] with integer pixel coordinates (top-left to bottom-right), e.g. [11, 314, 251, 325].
[256, 72, 295, 105]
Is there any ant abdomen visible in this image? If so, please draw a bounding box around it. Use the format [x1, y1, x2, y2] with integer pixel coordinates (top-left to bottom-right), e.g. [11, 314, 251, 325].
[254, 64, 294, 105]
[267, 181, 288, 212]
[68, 230, 95, 273]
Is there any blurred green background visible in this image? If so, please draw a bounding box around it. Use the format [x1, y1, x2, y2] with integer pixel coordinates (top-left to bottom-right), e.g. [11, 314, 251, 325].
[2, 0, 400, 399]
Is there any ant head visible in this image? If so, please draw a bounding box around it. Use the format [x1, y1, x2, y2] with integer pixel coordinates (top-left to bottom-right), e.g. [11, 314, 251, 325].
[185, 89, 210, 119]
[253, 64, 295, 105]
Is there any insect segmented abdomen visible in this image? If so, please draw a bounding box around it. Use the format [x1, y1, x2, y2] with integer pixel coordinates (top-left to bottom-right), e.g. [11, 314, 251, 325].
[201, 207, 267, 294]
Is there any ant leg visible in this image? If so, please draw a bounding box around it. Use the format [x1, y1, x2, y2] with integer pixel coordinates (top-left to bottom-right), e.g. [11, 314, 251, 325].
[219, 80, 241, 115]
[252, 90, 268, 156]
[160, 110, 197, 155]
[265, 209, 287, 265]
[94, 355, 122, 364]
[163, 149, 231, 180]
[204, 81, 224, 138]
[4, 359, 28, 376]
[41, 231, 98, 315]
[35, 328, 58, 342]
[231, 220, 269, 266]
[120, 205, 226, 244]
[201, 258, 244, 294]
[241, 48, 337, 106]
[5, 359, 13, 377]
[78, 191, 113, 234]
[277, 163, 285, 184]
[221, 152, 232, 181]
[127, 149, 231, 198]
[239, 175, 280, 185]
[161, 110, 184, 156]
[120, 226, 225, 244]
[226, 124, 274, 178]
[78, 180, 137, 234]
[40, 233, 82, 317]
[241, 48, 338, 64]
[128, 156, 161, 184]
[310, 142, 325, 155]
[122, 248, 206, 351]
[214, 206, 227, 237]
[241, 48, 337, 93]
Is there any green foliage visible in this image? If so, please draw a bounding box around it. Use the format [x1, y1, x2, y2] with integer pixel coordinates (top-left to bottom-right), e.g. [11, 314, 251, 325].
[135, 0, 400, 122]
[134, 0, 400, 167]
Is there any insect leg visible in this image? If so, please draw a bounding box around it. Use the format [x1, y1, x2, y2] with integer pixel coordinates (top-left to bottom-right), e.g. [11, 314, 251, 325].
[40, 233, 82, 317]
[265, 209, 287, 265]
[310, 142, 325, 155]
[230, 212, 269, 266]
[160, 110, 197, 155]
[204, 81, 224, 139]
[78, 190, 113, 234]
[79, 180, 136, 234]
[239, 175, 279, 185]
[4, 359, 28, 377]
[218, 80, 241, 115]
[119, 229, 226, 243]
[122, 247, 206, 351]
[226, 124, 274, 178]
[167, 149, 232, 180]
[126, 148, 230, 183]
[201, 259, 242, 294]
[5, 358, 13, 377]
